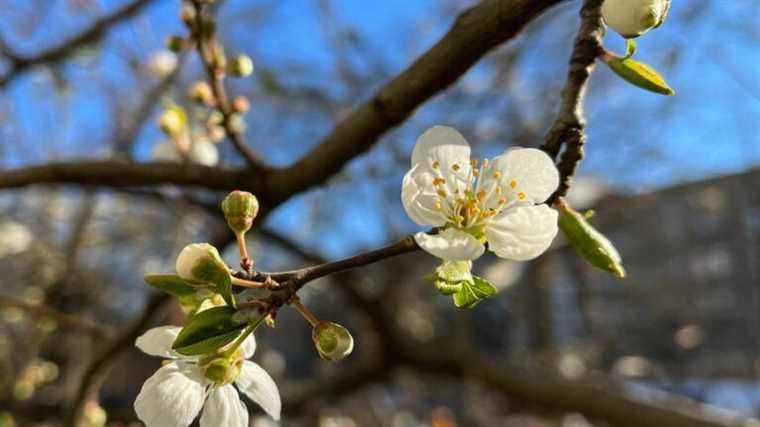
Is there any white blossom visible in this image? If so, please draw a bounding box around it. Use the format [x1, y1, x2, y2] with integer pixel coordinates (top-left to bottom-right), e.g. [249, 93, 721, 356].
[402, 126, 559, 262]
[134, 326, 281, 426]
[148, 50, 178, 77]
[601, 0, 670, 38]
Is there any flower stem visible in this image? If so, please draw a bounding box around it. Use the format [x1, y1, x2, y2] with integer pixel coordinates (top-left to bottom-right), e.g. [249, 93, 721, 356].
[222, 314, 265, 357]
[236, 231, 252, 271]
[291, 297, 319, 327]
[230, 276, 266, 288]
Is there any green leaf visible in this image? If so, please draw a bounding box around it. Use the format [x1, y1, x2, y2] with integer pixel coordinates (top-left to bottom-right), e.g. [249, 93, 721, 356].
[172, 306, 245, 355]
[557, 199, 626, 278]
[452, 276, 497, 309]
[216, 274, 236, 308]
[605, 56, 675, 96]
[434, 279, 463, 296]
[144, 274, 196, 297]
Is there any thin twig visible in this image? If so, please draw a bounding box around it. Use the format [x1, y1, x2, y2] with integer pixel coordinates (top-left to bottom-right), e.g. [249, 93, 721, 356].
[540, 0, 605, 205]
[189, 1, 269, 170]
[0, 295, 113, 338]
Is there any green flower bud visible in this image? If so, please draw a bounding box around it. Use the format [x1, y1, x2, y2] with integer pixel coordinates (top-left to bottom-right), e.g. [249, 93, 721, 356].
[158, 103, 187, 137]
[312, 321, 354, 361]
[202, 356, 242, 385]
[187, 80, 215, 106]
[230, 54, 254, 77]
[165, 36, 185, 53]
[221, 191, 259, 234]
[176, 243, 230, 285]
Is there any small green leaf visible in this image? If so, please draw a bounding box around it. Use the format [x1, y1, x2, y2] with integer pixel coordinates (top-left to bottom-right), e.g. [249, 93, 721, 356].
[434, 279, 463, 295]
[558, 199, 626, 278]
[605, 56, 675, 96]
[144, 274, 196, 297]
[172, 306, 245, 355]
[217, 274, 236, 308]
[452, 276, 497, 309]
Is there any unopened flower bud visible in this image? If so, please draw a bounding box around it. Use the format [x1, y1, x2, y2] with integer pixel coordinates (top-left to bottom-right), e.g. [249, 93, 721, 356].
[180, 4, 196, 24]
[176, 243, 230, 285]
[207, 125, 226, 143]
[165, 35, 185, 53]
[202, 356, 241, 385]
[312, 321, 353, 361]
[232, 95, 250, 113]
[158, 104, 187, 136]
[148, 50, 178, 77]
[188, 81, 215, 106]
[229, 54, 254, 77]
[221, 191, 259, 234]
[601, 0, 670, 39]
[229, 113, 246, 134]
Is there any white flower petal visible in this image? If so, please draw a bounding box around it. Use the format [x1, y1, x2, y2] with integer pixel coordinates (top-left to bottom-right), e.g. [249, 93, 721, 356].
[241, 333, 257, 359]
[134, 363, 206, 427]
[487, 148, 559, 203]
[135, 326, 182, 358]
[414, 229, 485, 261]
[411, 125, 471, 168]
[236, 361, 281, 420]
[401, 165, 447, 227]
[485, 204, 558, 261]
[200, 385, 249, 427]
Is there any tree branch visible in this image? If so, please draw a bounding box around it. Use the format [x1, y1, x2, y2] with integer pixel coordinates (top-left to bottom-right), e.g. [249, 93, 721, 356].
[540, 0, 604, 204]
[0, 295, 113, 338]
[0, 0, 157, 88]
[261, 0, 567, 203]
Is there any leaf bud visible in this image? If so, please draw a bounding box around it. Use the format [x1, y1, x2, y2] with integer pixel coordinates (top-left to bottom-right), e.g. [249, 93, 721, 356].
[221, 191, 259, 234]
[312, 321, 353, 361]
[557, 198, 626, 278]
[165, 35, 186, 53]
[157, 104, 187, 137]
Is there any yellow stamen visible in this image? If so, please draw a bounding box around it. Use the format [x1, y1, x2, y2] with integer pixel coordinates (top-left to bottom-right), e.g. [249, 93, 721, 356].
[452, 164, 461, 172]
[499, 196, 508, 205]
[493, 171, 502, 179]
[510, 180, 517, 189]
[518, 192, 526, 200]
[433, 177, 446, 186]
[432, 161, 440, 169]
[437, 190, 447, 198]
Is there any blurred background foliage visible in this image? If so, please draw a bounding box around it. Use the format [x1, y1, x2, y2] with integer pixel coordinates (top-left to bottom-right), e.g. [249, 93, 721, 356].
[0, 0, 758, 426]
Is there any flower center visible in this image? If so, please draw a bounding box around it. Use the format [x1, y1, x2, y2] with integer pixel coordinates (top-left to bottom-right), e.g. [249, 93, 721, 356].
[200, 353, 243, 385]
[429, 158, 526, 230]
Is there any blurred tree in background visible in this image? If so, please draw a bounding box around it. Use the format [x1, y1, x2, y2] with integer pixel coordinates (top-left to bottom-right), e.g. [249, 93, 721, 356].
[0, 0, 758, 426]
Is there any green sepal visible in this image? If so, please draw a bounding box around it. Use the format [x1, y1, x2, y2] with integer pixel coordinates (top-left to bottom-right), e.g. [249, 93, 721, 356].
[452, 276, 497, 309]
[557, 199, 626, 278]
[144, 274, 196, 297]
[172, 306, 245, 355]
[605, 56, 675, 96]
[435, 279, 463, 295]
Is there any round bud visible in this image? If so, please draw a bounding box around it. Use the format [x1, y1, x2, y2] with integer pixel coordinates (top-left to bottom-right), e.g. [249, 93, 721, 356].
[176, 243, 229, 285]
[207, 125, 226, 143]
[158, 104, 187, 137]
[147, 50, 178, 77]
[180, 4, 196, 24]
[232, 95, 250, 113]
[202, 356, 241, 385]
[230, 54, 254, 77]
[221, 191, 259, 234]
[188, 138, 219, 166]
[188, 81, 215, 106]
[601, 0, 670, 39]
[312, 321, 354, 361]
[165, 36, 185, 53]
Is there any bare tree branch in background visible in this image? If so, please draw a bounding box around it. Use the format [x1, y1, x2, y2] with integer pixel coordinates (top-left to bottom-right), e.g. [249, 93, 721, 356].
[0, 0, 158, 88]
